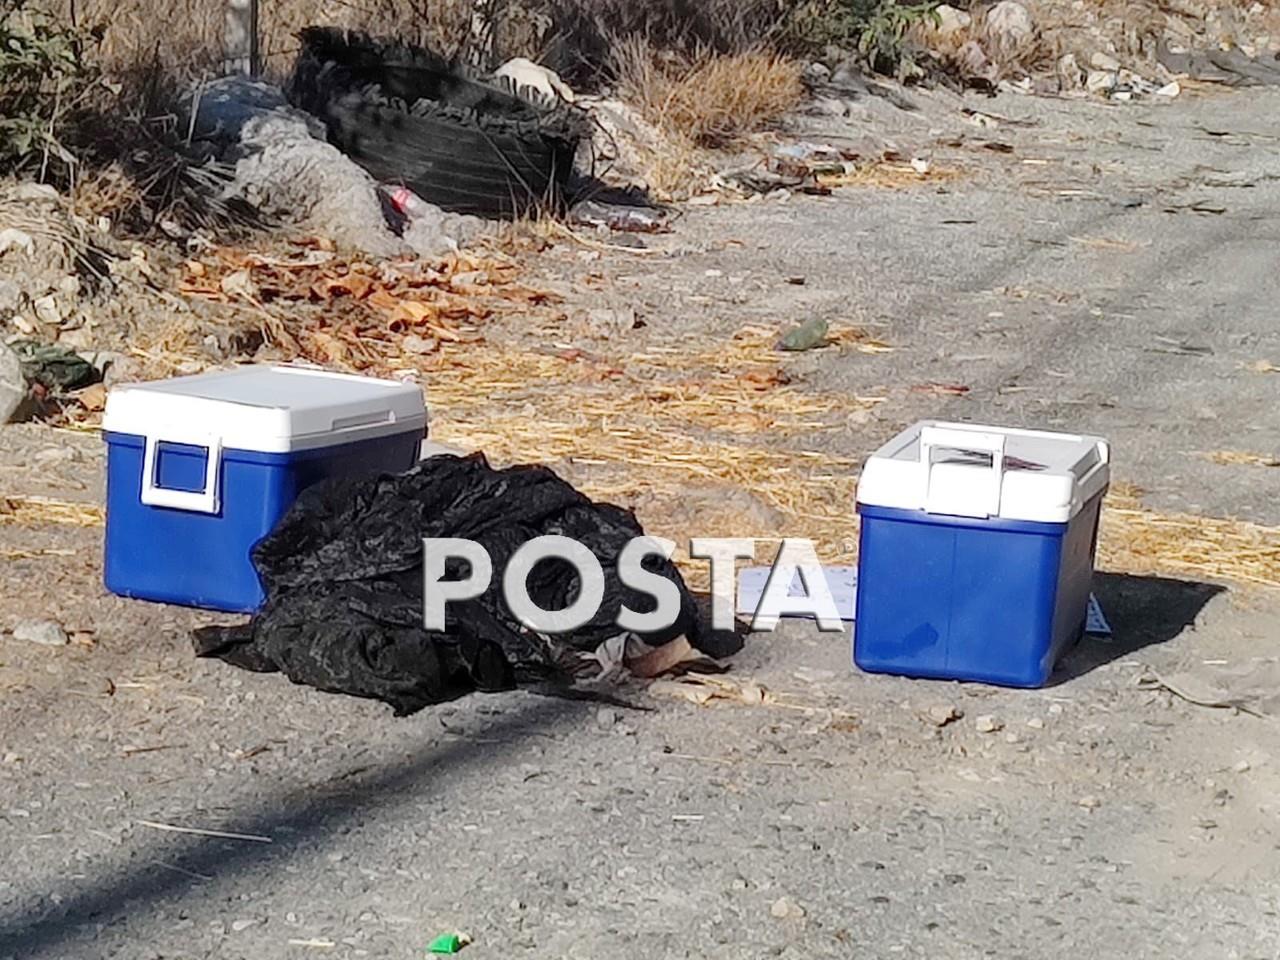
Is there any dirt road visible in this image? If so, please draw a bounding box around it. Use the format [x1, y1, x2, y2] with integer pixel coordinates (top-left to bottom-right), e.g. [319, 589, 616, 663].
[2, 84, 1278, 959]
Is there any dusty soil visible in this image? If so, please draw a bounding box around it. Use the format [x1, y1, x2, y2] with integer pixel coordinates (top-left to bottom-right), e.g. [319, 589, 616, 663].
[2, 82, 1280, 959]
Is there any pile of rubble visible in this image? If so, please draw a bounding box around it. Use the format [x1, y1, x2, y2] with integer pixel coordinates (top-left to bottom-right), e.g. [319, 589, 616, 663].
[916, 0, 1280, 100]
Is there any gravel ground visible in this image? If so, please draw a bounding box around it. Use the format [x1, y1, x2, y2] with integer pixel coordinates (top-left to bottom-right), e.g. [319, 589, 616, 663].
[2, 84, 1279, 960]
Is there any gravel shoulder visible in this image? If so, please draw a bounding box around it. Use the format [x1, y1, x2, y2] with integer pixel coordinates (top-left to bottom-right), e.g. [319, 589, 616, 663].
[2, 85, 1279, 960]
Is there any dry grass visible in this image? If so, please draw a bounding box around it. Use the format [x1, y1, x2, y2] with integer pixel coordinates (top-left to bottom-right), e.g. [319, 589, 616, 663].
[45, 0, 477, 87]
[817, 160, 965, 190]
[1198, 450, 1280, 468]
[614, 38, 804, 149]
[0, 495, 104, 527]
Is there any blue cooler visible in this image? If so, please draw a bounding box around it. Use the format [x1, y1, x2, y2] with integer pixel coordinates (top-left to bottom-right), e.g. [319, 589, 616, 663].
[103, 365, 427, 612]
[853, 422, 1110, 687]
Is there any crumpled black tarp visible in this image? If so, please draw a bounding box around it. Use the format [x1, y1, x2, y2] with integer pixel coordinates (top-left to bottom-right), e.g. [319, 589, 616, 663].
[193, 453, 740, 715]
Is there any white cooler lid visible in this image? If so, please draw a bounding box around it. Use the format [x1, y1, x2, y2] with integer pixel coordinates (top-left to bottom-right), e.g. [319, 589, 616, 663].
[103, 364, 427, 453]
[856, 421, 1110, 524]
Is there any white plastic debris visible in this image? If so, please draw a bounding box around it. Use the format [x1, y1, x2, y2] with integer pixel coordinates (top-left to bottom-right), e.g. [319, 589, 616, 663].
[494, 57, 576, 103]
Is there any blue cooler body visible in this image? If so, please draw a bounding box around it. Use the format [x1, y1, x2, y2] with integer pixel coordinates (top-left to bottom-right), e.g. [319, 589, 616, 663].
[853, 422, 1110, 688]
[102, 365, 427, 612]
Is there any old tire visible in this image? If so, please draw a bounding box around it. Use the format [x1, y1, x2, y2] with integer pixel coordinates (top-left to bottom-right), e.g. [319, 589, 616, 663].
[289, 28, 588, 219]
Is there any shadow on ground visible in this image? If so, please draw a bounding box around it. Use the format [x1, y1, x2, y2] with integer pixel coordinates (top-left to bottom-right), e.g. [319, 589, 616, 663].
[1052, 571, 1227, 684]
[0, 695, 585, 960]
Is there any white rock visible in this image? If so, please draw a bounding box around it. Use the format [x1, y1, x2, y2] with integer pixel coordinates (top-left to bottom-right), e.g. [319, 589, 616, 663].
[933, 4, 973, 35]
[985, 1, 1035, 45]
[770, 896, 805, 919]
[12, 619, 69, 647]
[32, 294, 62, 326]
[0, 228, 34, 257]
[494, 57, 576, 103]
[1077, 795, 1101, 810]
[1156, 81, 1181, 98]
[1090, 51, 1121, 71]
[974, 715, 1003, 734]
[1085, 70, 1114, 94]
[1026, 717, 1045, 729]
[1233, 759, 1251, 773]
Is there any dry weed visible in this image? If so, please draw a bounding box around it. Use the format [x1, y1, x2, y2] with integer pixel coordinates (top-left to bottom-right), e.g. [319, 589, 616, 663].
[614, 38, 803, 149]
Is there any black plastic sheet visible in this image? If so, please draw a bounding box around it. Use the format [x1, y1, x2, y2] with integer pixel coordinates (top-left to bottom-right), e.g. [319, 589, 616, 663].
[194, 453, 739, 715]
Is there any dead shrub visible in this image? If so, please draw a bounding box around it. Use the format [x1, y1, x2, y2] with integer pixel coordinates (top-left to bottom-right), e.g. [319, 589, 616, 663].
[614, 38, 803, 148]
[535, 0, 791, 81]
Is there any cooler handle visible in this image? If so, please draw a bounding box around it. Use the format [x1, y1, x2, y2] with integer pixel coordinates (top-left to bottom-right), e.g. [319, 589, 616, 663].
[140, 434, 222, 514]
[919, 426, 1006, 518]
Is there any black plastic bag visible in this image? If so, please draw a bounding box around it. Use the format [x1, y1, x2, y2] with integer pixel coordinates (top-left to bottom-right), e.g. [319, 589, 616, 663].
[194, 453, 739, 715]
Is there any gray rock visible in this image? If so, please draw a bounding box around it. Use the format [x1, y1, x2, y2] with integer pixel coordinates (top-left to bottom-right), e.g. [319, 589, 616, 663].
[0, 342, 28, 423]
[985, 0, 1035, 46]
[0, 279, 22, 314]
[813, 96, 851, 118]
[12, 619, 69, 647]
[927, 703, 963, 727]
[802, 61, 831, 85]
[1091, 51, 1121, 72]
[101, 354, 146, 389]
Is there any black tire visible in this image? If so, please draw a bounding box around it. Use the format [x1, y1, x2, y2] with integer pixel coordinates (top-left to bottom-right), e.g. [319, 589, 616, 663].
[288, 28, 588, 219]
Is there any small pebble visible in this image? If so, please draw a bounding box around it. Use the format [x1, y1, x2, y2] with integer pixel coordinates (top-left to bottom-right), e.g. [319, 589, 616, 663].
[1233, 760, 1251, 773]
[1077, 795, 1101, 810]
[770, 896, 804, 919]
[1004, 731, 1020, 744]
[595, 706, 619, 729]
[12, 619, 68, 647]
[230, 919, 256, 932]
[1026, 717, 1045, 729]
[1048, 704, 1064, 716]
[927, 704, 963, 727]
[974, 715, 1003, 734]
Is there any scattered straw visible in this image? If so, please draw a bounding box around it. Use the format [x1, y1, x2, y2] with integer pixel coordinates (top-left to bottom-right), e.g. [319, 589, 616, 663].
[818, 161, 965, 190]
[1100, 506, 1280, 589]
[1198, 451, 1280, 468]
[1244, 360, 1280, 374]
[0, 495, 104, 527]
[1, 547, 77, 560]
